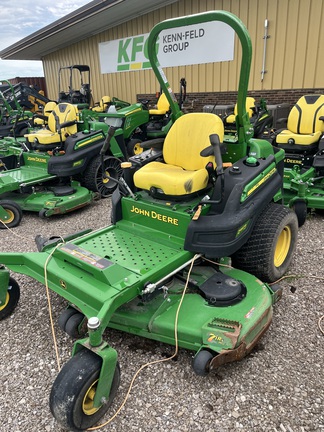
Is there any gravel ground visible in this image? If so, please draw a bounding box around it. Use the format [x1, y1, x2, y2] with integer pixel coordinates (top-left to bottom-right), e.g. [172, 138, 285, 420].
[0, 199, 323, 432]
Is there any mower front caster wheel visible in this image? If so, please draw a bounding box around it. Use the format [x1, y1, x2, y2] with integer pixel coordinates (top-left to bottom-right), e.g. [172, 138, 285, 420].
[50, 349, 120, 431]
[0, 277, 20, 320]
[0, 201, 23, 228]
[192, 350, 214, 376]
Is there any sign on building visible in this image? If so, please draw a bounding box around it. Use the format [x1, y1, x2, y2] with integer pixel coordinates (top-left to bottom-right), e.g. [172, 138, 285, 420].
[99, 21, 234, 73]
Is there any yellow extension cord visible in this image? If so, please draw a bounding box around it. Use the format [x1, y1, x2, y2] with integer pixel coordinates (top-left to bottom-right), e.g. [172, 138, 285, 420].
[1, 219, 323, 431]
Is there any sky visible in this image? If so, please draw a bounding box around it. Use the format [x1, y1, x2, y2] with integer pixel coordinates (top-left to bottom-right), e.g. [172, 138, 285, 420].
[0, 0, 91, 79]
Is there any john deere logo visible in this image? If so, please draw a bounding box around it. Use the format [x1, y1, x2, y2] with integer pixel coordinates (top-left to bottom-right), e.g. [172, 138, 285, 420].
[59, 280, 67, 289]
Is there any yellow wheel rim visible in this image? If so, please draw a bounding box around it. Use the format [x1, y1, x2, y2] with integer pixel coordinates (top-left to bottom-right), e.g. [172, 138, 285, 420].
[0, 292, 9, 311]
[133, 143, 143, 155]
[274, 226, 291, 267]
[102, 171, 110, 184]
[1, 209, 14, 224]
[82, 379, 100, 416]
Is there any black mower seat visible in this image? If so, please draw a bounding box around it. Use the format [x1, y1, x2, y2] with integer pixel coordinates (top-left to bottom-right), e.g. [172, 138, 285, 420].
[276, 94, 324, 147]
[133, 112, 224, 197]
[224, 96, 256, 124]
[25, 103, 78, 147]
[149, 92, 170, 116]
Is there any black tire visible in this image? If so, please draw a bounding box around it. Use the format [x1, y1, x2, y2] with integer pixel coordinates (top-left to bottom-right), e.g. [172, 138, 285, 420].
[65, 312, 86, 339]
[192, 350, 213, 376]
[127, 138, 143, 156]
[50, 349, 120, 431]
[292, 199, 307, 227]
[231, 203, 298, 283]
[0, 277, 20, 320]
[58, 307, 79, 332]
[0, 200, 23, 228]
[82, 155, 123, 198]
[39, 208, 48, 219]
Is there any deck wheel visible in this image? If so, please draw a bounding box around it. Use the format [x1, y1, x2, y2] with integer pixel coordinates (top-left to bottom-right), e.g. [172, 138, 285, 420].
[192, 350, 214, 376]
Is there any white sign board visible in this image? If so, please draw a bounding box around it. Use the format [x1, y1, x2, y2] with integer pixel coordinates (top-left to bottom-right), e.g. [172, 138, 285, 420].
[99, 21, 234, 73]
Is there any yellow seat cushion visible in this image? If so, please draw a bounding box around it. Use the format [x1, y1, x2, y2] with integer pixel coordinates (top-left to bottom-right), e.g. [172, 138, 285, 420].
[276, 130, 322, 146]
[134, 112, 224, 196]
[276, 94, 324, 146]
[134, 161, 211, 195]
[149, 92, 170, 116]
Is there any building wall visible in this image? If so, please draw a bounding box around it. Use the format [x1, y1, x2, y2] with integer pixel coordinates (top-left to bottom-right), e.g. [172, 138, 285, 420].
[42, 0, 324, 105]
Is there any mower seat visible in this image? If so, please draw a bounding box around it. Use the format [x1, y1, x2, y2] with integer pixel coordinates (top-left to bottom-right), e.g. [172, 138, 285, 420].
[224, 97, 256, 124]
[276, 94, 324, 149]
[33, 101, 57, 126]
[149, 92, 170, 116]
[133, 112, 224, 198]
[25, 103, 78, 149]
[92, 96, 112, 113]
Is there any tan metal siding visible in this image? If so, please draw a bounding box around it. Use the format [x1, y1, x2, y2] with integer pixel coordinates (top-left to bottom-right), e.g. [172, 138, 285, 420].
[42, 0, 324, 104]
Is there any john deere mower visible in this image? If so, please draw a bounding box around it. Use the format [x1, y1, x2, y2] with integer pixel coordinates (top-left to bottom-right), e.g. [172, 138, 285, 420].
[223, 96, 273, 141]
[272, 94, 324, 225]
[83, 77, 186, 157]
[0, 11, 298, 431]
[0, 102, 133, 227]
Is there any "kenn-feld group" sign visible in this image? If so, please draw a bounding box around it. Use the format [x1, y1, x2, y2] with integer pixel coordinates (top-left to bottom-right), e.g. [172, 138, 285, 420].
[99, 21, 234, 73]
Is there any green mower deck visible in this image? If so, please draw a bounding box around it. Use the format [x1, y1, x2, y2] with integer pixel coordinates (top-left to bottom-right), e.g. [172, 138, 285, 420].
[0, 192, 278, 356]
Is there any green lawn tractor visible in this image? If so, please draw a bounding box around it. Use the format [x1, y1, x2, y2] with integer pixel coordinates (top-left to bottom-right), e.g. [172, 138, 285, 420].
[0, 102, 134, 227]
[272, 94, 324, 225]
[0, 11, 298, 431]
[83, 77, 186, 157]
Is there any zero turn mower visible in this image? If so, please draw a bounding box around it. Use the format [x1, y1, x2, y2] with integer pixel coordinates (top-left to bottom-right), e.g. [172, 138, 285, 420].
[0, 11, 298, 431]
[272, 94, 324, 226]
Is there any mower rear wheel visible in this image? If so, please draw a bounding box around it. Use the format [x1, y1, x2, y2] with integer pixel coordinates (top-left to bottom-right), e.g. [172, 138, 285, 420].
[0, 277, 20, 320]
[127, 138, 143, 156]
[231, 203, 298, 283]
[50, 349, 120, 431]
[292, 199, 307, 227]
[0, 200, 23, 228]
[82, 155, 123, 198]
[192, 350, 214, 376]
